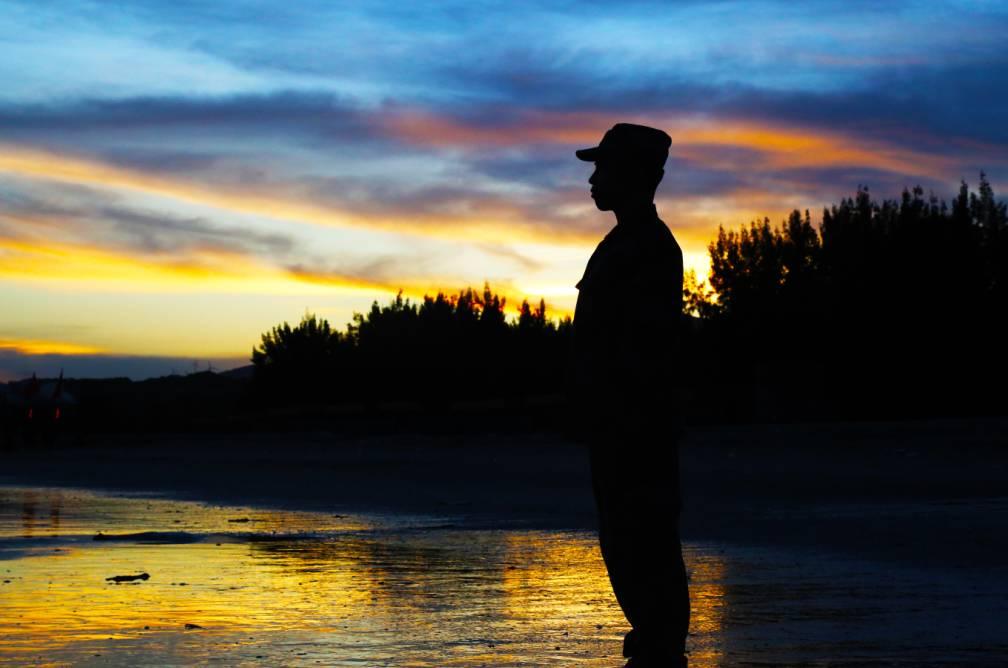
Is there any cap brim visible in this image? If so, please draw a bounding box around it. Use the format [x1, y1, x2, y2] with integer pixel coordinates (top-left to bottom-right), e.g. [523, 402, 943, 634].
[575, 146, 601, 161]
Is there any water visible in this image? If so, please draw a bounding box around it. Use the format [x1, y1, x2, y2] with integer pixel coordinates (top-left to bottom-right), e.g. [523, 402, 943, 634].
[1, 486, 1005, 666]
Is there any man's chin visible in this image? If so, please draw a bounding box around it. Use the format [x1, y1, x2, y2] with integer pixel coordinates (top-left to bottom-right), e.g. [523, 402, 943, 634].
[593, 200, 612, 211]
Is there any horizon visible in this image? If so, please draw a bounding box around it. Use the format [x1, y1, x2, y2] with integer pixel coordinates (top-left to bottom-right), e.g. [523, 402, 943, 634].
[2, 1, 1006, 379]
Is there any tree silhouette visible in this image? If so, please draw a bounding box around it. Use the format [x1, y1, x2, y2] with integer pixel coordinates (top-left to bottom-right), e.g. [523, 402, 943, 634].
[682, 269, 719, 319]
[251, 284, 572, 407]
[688, 174, 1007, 418]
[249, 175, 1006, 421]
[251, 312, 348, 404]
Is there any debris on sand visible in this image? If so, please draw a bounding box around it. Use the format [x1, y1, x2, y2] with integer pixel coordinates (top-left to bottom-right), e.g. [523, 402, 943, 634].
[94, 531, 198, 544]
[227, 517, 252, 523]
[105, 573, 150, 583]
[184, 623, 204, 630]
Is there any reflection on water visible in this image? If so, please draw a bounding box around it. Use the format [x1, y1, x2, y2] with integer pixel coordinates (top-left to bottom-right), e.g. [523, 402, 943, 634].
[1, 486, 1005, 666]
[0, 486, 731, 666]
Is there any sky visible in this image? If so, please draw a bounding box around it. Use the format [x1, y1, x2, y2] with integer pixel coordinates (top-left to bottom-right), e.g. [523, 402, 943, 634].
[1, 0, 1006, 380]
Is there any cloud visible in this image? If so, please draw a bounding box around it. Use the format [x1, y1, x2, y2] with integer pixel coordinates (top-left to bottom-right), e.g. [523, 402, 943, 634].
[473, 243, 544, 273]
[94, 206, 296, 256]
[1, 72, 1004, 251]
[0, 91, 371, 137]
[4, 0, 1007, 153]
[0, 337, 104, 355]
[0, 142, 608, 246]
[0, 213, 570, 317]
[0, 178, 299, 261]
[0, 235, 268, 290]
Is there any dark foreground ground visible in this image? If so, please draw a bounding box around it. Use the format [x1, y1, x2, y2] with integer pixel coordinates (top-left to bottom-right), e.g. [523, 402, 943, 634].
[3, 418, 1008, 665]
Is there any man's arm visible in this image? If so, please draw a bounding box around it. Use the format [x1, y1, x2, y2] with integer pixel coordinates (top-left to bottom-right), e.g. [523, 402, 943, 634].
[609, 243, 683, 419]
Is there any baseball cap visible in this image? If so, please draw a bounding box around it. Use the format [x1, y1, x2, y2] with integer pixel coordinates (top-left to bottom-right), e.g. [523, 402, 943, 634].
[575, 123, 672, 170]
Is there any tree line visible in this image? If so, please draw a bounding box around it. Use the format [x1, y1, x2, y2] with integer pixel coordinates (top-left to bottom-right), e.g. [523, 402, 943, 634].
[250, 285, 573, 406]
[252, 174, 1006, 421]
[681, 173, 1006, 419]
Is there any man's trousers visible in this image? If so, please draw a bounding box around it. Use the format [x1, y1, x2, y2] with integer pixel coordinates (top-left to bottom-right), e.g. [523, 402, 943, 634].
[589, 435, 689, 662]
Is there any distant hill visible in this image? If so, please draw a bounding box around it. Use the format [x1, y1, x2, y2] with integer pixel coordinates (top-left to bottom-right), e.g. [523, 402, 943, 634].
[219, 364, 254, 380]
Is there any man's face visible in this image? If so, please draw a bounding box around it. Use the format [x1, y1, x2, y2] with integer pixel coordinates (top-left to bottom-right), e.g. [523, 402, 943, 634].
[588, 158, 652, 211]
[588, 159, 628, 212]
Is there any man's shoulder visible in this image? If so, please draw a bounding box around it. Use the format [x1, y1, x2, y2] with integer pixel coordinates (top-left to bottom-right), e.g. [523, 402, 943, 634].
[591, 217, 682, 284]
[654, 217, 682, 251]
[626, 218, 682, 268]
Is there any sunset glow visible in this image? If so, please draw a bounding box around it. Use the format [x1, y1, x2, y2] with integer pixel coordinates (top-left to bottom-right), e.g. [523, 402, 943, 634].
[0, 337, 104, 355]
[1, 1, 1004, 378]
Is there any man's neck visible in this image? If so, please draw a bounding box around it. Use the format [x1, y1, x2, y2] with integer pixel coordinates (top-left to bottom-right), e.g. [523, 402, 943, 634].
[613, 200, 657, 227]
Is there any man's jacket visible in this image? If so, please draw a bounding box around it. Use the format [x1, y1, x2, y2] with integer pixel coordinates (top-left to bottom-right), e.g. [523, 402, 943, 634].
[565, 204, 683, 441]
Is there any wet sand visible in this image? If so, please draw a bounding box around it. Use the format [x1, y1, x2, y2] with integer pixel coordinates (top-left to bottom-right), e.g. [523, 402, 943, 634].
[3, 418, 1008, 665]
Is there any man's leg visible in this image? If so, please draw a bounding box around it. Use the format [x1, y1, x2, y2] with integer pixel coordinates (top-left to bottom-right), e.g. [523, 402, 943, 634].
[590, 439, 689, 663]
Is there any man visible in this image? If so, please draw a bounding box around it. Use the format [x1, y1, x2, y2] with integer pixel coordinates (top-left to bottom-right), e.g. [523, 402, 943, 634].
[567, 123, 689, 667]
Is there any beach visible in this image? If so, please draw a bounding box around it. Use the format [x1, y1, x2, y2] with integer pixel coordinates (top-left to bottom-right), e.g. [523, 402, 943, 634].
[2, 418, 1007, 665]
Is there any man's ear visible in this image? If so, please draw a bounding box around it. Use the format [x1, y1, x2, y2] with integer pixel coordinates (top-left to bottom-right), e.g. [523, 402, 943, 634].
[647, 168, 664, 197]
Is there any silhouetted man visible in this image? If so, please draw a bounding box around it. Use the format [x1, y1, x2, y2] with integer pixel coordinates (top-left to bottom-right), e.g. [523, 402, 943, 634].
[567, 123, 688, 667]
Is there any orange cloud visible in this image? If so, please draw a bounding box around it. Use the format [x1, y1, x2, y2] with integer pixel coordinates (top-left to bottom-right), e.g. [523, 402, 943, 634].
[666, 120, 952, 178]
[0, 235, 272, 290]
[382, 109, 606, 147]
[0, 337, 104, 355]
[0, 144, 598, 248]
[0, 234, 574, 320]
[0, 112, 950, 265]
[384, 110, 953, 180]
[0, 152, 805, 293]
[0, 233, 367, 297]
[1, 114, 956, 311]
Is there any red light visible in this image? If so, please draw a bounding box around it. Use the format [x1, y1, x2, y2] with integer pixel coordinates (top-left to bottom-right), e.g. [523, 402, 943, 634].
[27, 408, 32, 420]
[55, 408, 61, 420]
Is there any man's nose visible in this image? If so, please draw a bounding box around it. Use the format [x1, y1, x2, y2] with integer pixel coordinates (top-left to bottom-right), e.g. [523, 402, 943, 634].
[589, 169, 597, 185]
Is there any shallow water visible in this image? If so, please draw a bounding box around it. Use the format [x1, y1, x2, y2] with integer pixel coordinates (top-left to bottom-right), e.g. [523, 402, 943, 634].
[1, 486, 1005, 666]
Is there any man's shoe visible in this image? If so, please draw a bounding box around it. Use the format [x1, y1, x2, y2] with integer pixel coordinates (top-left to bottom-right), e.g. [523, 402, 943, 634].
[622, 629, 638, 658]
[622, 628, 687, 666]
[623, 655, 687, 668]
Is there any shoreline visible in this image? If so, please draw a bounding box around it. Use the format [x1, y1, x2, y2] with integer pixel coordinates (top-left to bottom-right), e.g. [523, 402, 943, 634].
[4, 416, 1008, 567]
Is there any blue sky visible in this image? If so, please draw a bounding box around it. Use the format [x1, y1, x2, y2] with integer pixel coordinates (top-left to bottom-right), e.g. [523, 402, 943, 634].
[1, 0, 1005, 379]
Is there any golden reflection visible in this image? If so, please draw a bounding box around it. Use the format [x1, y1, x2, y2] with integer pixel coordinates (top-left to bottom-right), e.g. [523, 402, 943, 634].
[0, 488, 733, 666]
[19, 490, 36, 537]
[501, 531, 618, 622]
[501, 533, 729, 666]
[683, 544, 728, 666]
